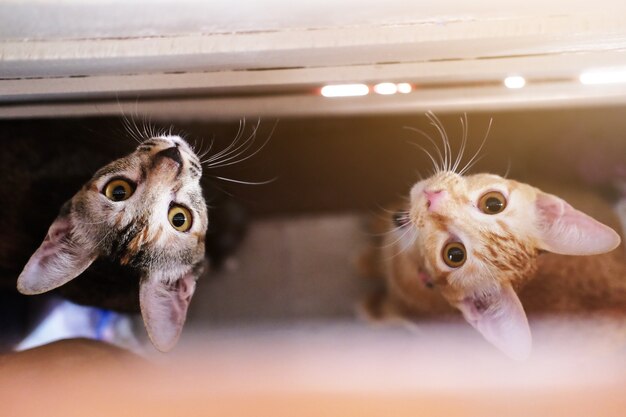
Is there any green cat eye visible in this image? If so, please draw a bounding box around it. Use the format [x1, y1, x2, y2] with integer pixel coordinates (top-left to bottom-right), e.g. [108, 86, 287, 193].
[478, 191, 507, 215]
[104, 179, 134, 202]
[168, 205, 192, 232]
[442, 242, 466, 268]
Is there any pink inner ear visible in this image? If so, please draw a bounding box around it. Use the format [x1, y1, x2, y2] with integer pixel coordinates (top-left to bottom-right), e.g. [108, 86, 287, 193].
[17, 216, 96, 295]
[457, 284, 531, 360]
[139, 273, 197, 352]
[535, 192, 621, 255]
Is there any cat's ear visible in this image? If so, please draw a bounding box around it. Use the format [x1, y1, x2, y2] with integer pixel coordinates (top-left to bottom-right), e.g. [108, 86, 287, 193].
[456, 284, 531, 360]
[534, 192, 621, 255]
[139, 268, 201, 352]
[17, 215, 97, 295]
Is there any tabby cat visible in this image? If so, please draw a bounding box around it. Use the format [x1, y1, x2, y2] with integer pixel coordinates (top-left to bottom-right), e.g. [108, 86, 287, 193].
[0, 119, 249, 352]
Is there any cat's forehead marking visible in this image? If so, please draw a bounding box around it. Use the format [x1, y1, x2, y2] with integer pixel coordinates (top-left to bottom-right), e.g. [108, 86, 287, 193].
[429, 212, 449, 232]
[480, 229, 538, 284]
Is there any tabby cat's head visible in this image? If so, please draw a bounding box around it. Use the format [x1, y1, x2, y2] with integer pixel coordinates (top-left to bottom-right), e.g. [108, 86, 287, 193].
[392, 171, 621, 358]
[17, 135, 208, 351]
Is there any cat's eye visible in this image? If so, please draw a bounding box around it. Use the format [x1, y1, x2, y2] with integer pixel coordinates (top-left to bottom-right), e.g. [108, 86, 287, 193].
[168, 205, 192, 232]
[442, 242, 466, 268]
[478, 191, 507, 215]
[104, 179, 134, 202]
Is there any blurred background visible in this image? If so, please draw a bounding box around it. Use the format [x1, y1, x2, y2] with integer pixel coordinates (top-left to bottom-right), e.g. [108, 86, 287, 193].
[1, 1, 626, 415]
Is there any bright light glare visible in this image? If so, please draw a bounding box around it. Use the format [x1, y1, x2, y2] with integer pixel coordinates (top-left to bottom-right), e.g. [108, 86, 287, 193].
[397, 83, 413, 94]
[321, 84, 369, 98]
[504, 76, 526, 89]
[373, 82, 398, 95]
[580, 69, 626, 85]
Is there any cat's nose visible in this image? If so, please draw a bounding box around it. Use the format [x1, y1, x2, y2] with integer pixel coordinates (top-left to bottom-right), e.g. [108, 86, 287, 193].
[424, 189, 446, 212]
[156, 146, 183, 166]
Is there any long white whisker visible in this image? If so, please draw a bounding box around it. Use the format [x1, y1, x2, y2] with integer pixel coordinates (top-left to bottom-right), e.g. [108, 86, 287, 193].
[197, 135, 216, 161]
[381, 227, 417, 261]
[408, 142, 440, 175]
[403, 126, 444, 172]
[130, 101, 144, 142]
[118, 102, 142, 144]
[212, 175, 277, 185]
[503, 157, 512, 179]
[205, 120, 258, 165]
[426, 111, 451, 171]
[459, 117, 492, 176]
[116, 94, 141, 144]
[459, 154, 486, 176]
[452, 113, 469, 174]
[205, 118, 246, 163]
[380, 223, 414, 250]
[205, 119, 261, 167]
[207, 120, 276, 169]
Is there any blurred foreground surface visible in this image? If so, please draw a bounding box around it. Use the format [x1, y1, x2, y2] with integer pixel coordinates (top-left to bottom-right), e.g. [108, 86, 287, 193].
[1, 320, 624, 417]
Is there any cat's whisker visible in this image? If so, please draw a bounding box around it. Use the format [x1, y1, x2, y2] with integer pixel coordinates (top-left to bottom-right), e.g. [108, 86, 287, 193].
[128, 114, 147, 143]
[156, 124, 175, 141]
[191, 137, 201, 156]
[204, 118, 247, 164]
[129, 102, 146, 142]
[503, 157, 512, 179]
[140, 114, 148, 139]
[368, 212, 411, 238]
[141, 113, 157, 140]
[206, 120, 275, 170]
[115, 95, 142, 145]
[120, 112, 142, 144]
[211, 175, 277, 186]
[204, 118, 263, 167]
[374, 204, 407, 217]
[198, 137, 216, 161]
[452, 113, 469, 174]
[459, 154, 486, 177]
[370, 222, 406, 239]
[377, 216, 417, 249]
[426, 111, 452, 172]
[380, 227, 417, 260]
[459, 117, 492, 176]
[204, 119, 262, 168]
[404, 127, 444, 172]
[408, 142, 441, 176]
[194, 134, 214, 161]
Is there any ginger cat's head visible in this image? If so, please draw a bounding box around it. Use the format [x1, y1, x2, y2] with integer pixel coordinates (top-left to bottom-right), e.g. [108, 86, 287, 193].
[17, 135, 208, 352]
[391, 170, 621, 359]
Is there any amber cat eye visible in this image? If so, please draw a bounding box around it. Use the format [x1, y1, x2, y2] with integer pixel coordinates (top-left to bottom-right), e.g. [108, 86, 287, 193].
[104, 179, 134, 202]
[168, 205, 192, 232]
[442, 242, 466, 268]
[478, 191, 507, 215]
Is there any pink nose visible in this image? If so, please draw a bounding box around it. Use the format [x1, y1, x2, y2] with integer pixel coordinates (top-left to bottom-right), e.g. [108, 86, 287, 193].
[424, 189, 446, 211]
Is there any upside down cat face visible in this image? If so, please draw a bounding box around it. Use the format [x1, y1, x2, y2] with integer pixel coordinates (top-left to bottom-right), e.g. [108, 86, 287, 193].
[17, 135, 208, 352]
[393, 171, 621, 359]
